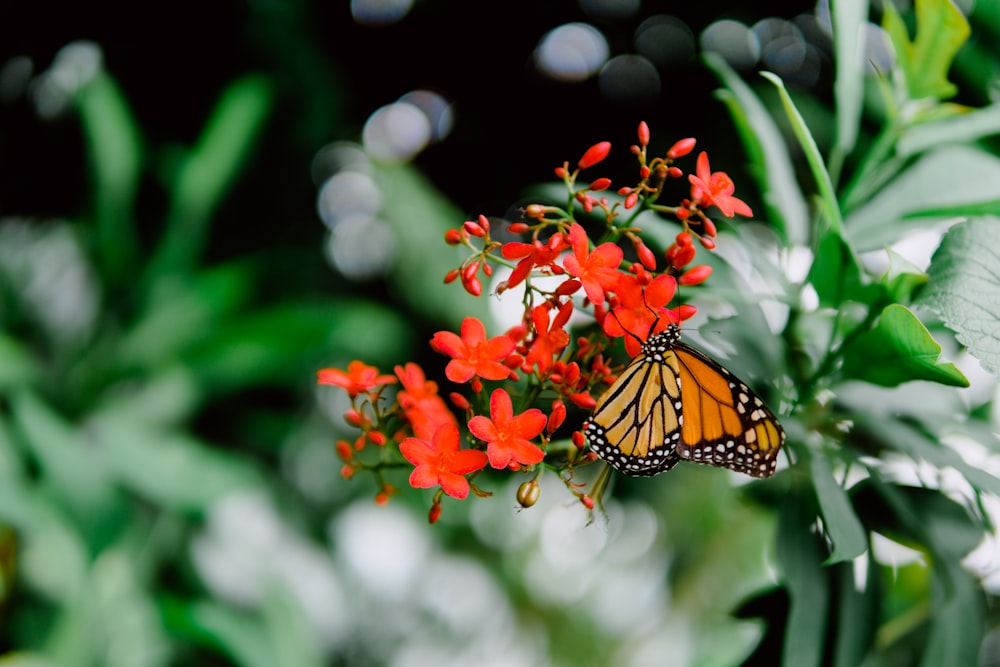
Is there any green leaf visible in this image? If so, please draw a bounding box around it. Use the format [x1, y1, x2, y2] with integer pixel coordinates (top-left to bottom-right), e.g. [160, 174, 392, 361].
[832, 560, 878, 667]
[703, 53, 810, 245]
[761, 71, 843, 236]
[851, 476, 983, 561]
[161, 598, 277, 667]
[93, 412, 260, 512]
[922, 562, 984, 667]
[75, 71, 143, 283]
[377, 163, 492, 330]
[831, 0, 870, 166]
[916, 217, 1000, 375]
[899, 102, 1000, 156]
[186, 298, 411, 393]
[840, 304, 968, 387]
[809, 451, 868, 564]
[882, 0, 970, 101]
[808, 229, 869, 308]
[776, 488, 829, 667]
[880, 249, 927, 304]
[149, 74, 273, 278]
[9, 391, 122, 521]
[844, 145, 1000, 251]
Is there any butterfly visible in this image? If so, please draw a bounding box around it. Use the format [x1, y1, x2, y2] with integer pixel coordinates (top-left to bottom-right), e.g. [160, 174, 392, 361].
[585, 322, 785, 478]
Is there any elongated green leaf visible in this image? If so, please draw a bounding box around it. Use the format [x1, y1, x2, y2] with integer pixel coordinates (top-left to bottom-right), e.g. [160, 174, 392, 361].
[899, 102, 1000, 156]
[922, 562, 984, 667]
[840, 304, 968, 387]
[761, 72, 843, 237]
[76, 71, 143, 283]
[831, 0, 869, 163]
[882, 0, 970, 101]
[776, 490, 829, 667]
[377, 162, 491, 328]
[844, 146, 1000, 250]
[809, 451, 868, 563]
[703, 53, 809, 245]
[149, 75, 273, 278]
[9, 391, 121, 519]
[832, 559, 878, 667]
[917, 217, 1000, 375]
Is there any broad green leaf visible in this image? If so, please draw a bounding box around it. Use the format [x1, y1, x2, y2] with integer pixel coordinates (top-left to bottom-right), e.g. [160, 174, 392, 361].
[776, 488, 829, 667]
[899, 102, 1000, 156]
[75, 71, 142, 283]
[844, 146, 1000, 251]
[149, 75, 273, 278]
[761, 71, 843, 237]
[917, 217, 1000, 375]
[882, 0, 970, 101]
[703, 53, 809, 245]
[809, 450, 868, 563]
[93, 412, 260, 511]
[840, 304, 968, 387]
[831, 0, 869, 168]
[851, 476, 983, 561]
[807, 229, 869, 308]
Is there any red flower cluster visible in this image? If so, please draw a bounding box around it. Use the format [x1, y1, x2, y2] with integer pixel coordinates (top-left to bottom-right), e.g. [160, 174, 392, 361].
[317, 122, 754, 521]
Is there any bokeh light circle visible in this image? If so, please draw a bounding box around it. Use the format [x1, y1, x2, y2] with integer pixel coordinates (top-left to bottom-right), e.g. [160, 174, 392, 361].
[534, 22, 609, 82]
[598, 54, 660, 103]
[635, 15, 695, 67]
[362, 101, 432, 163]
[700, 20, 760, 70]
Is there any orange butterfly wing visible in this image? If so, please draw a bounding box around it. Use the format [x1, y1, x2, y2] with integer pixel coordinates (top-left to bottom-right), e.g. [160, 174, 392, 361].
[585, 325, 785, 478]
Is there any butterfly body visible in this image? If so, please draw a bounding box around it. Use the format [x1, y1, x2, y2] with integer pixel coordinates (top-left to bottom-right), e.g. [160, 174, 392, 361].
[585, 324, 785, 478]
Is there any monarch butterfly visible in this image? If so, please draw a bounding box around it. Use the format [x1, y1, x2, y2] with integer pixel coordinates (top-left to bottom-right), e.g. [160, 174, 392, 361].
[585, 323, 785, 478]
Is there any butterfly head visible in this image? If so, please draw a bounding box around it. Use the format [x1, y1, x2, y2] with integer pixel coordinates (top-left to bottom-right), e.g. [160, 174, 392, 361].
[642, 322, 682, 354]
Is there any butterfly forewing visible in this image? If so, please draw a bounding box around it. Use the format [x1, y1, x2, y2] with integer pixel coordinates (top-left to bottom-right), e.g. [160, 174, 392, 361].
[584, 344, 683, 476]
[586, 324, 785, 479]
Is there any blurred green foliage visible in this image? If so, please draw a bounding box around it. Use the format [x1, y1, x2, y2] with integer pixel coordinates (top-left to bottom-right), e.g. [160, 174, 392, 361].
[1, 0, 1000, 666]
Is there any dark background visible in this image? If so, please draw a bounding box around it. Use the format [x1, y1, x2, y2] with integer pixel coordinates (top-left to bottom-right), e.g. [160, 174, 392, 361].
[0, 0, 818, 255]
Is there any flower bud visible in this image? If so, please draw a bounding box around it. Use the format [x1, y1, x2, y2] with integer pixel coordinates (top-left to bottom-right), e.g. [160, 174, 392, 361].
[578, 141, 612, 169]
[428, 501, 442, 524]
[637, 121, 650, 147]
[517, 480, 541, 508]
[678, 265, 712, 286]
[444, 229, 463, 245]
[667, 137, 696, 159]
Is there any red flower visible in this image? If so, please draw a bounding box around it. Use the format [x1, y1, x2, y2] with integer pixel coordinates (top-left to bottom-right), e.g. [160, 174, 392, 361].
[468, 389, 546, 469]
[430, 317, 516, 383]
[525, 301, 573, 372]
[395, 363, 458, 441]
[562, 223, 622, 306]
[400, 424, 488, 499]
[688, 151, 753, 218]
[317, 361, 397, 398]
[501, 233, 567, 290]
[603, 273, 678, 356]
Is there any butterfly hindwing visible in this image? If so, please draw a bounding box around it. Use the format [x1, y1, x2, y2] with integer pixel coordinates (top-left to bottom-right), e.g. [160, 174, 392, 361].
[586, 324, 785, 479]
